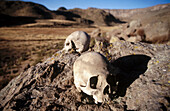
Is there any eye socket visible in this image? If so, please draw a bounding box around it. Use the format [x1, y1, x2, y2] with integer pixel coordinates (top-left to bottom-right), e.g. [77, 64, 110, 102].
[66, 43, 70, 46]
[103, 85, 109, 95]
[90, 76, 98, 89]
[71, 40, 76, 49]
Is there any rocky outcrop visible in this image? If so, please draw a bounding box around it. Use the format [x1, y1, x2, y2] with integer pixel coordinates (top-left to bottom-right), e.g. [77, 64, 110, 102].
[144, 21, 170, 43]
[0, 41, 169, 111]
[104, 3, 170, 43]
[106, 18, 169, 44]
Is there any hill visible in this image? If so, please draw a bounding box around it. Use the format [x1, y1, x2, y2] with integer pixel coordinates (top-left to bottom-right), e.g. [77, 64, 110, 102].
[67, 7, 124, 26]
[0, 1, 123, 27]
[0, 1, 169, 27]
[0, 1, 55, 19]
[104, 3, 170, 23]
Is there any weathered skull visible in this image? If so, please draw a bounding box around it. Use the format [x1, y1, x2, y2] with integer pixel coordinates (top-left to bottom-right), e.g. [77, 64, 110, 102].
[73, 52, 112, 104]
[64, 31, 90, 53]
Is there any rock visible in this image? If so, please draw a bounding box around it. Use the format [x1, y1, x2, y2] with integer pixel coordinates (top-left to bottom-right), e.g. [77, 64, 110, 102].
[90, 28, 101, 38]
[106, 20, 144, 43]
[106, 27, 122, 40]
[125, 20, 141, 36]
[125, 50, 170, 110]
[127, 37, 137, 42]
[23, 63, 31, 71]
[128, 20, 141, 28]
[109, 36, 121, 43]
[127, 35, 143, 43]
[144, 21, 170, 43]
[121, 20, 147, 43]
[0, 41, 169, 111]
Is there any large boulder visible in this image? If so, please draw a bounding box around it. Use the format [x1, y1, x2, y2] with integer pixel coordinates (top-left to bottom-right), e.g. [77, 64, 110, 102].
[0, 41, 169, 111]
[90, 28, 101, 38]
[144, 21, 170, 43]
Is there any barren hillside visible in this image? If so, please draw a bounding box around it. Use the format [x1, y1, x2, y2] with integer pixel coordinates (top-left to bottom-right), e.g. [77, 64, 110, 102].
[0, 1, 169, 27]
[0, 1, 122, 27]
[105, 3, 170, 22]
[0, 1, 56, 19]
[68, 7, 124, 26]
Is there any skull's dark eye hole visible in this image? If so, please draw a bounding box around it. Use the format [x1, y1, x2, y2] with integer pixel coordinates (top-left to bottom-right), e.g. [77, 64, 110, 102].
[90, 76, 98, 89]
[66, 43, 70, 46]
[103, 85, 109, 95]
[71, 40, 76, 49]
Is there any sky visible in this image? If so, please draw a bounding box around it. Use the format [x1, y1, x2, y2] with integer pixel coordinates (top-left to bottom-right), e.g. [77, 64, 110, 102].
[22, 0, 170, 10]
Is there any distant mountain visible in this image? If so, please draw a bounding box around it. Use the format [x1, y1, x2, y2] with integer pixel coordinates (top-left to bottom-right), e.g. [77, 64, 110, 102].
[0, 1, 124, 26]
[0, 1, 169, 27]
[104, 3, 170, 24]
[0, 1, 56, 19]
[67, 7, 125, 26]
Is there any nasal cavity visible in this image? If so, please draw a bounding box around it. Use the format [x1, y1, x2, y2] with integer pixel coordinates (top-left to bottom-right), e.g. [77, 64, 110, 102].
[71, 40, 76, 49]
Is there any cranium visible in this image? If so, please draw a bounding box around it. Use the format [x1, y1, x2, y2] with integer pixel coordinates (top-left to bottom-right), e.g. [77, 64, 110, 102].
[64, 31, 90, 53]
[73, 52, 113, 104]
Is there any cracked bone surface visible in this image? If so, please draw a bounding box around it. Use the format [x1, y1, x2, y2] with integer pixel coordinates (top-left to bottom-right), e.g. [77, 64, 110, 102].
[64, 31, 90, 53]
[73, 52, 112, 104]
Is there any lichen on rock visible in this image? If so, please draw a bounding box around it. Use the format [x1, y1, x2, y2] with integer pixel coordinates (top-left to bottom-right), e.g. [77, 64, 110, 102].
[0, 41, 169, 111]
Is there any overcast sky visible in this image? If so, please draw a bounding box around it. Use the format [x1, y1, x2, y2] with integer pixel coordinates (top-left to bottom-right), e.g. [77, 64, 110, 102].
[22, 0, 170, 10]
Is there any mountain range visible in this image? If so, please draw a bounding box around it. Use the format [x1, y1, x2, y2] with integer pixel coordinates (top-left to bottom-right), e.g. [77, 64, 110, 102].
[0, 1, 169, 27]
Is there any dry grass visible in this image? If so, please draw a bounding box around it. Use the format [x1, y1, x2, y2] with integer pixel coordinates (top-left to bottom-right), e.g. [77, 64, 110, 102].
[21, 19, 78, 27]
[99, 26, 120, 32]
[47, 19, 77, 23]
[0, 27, 94, 40]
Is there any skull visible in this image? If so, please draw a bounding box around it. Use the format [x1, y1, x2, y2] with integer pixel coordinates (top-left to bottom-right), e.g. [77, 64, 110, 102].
[73, 52, 113, 104]
[64, 31, 90, 53]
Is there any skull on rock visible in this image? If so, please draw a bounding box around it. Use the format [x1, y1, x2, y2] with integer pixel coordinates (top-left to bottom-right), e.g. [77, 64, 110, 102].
[64, 31, 90, 53]
[73, 52, 115, 104]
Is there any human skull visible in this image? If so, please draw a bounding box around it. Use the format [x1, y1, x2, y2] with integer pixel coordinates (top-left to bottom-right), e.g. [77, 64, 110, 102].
[64, 31, 90, 53]
[73, 52, 113, 104]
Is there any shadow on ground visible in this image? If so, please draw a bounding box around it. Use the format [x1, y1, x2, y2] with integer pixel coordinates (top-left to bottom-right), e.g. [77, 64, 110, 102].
[0, 14, 37, 27]
[111, 54, 151, 97]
